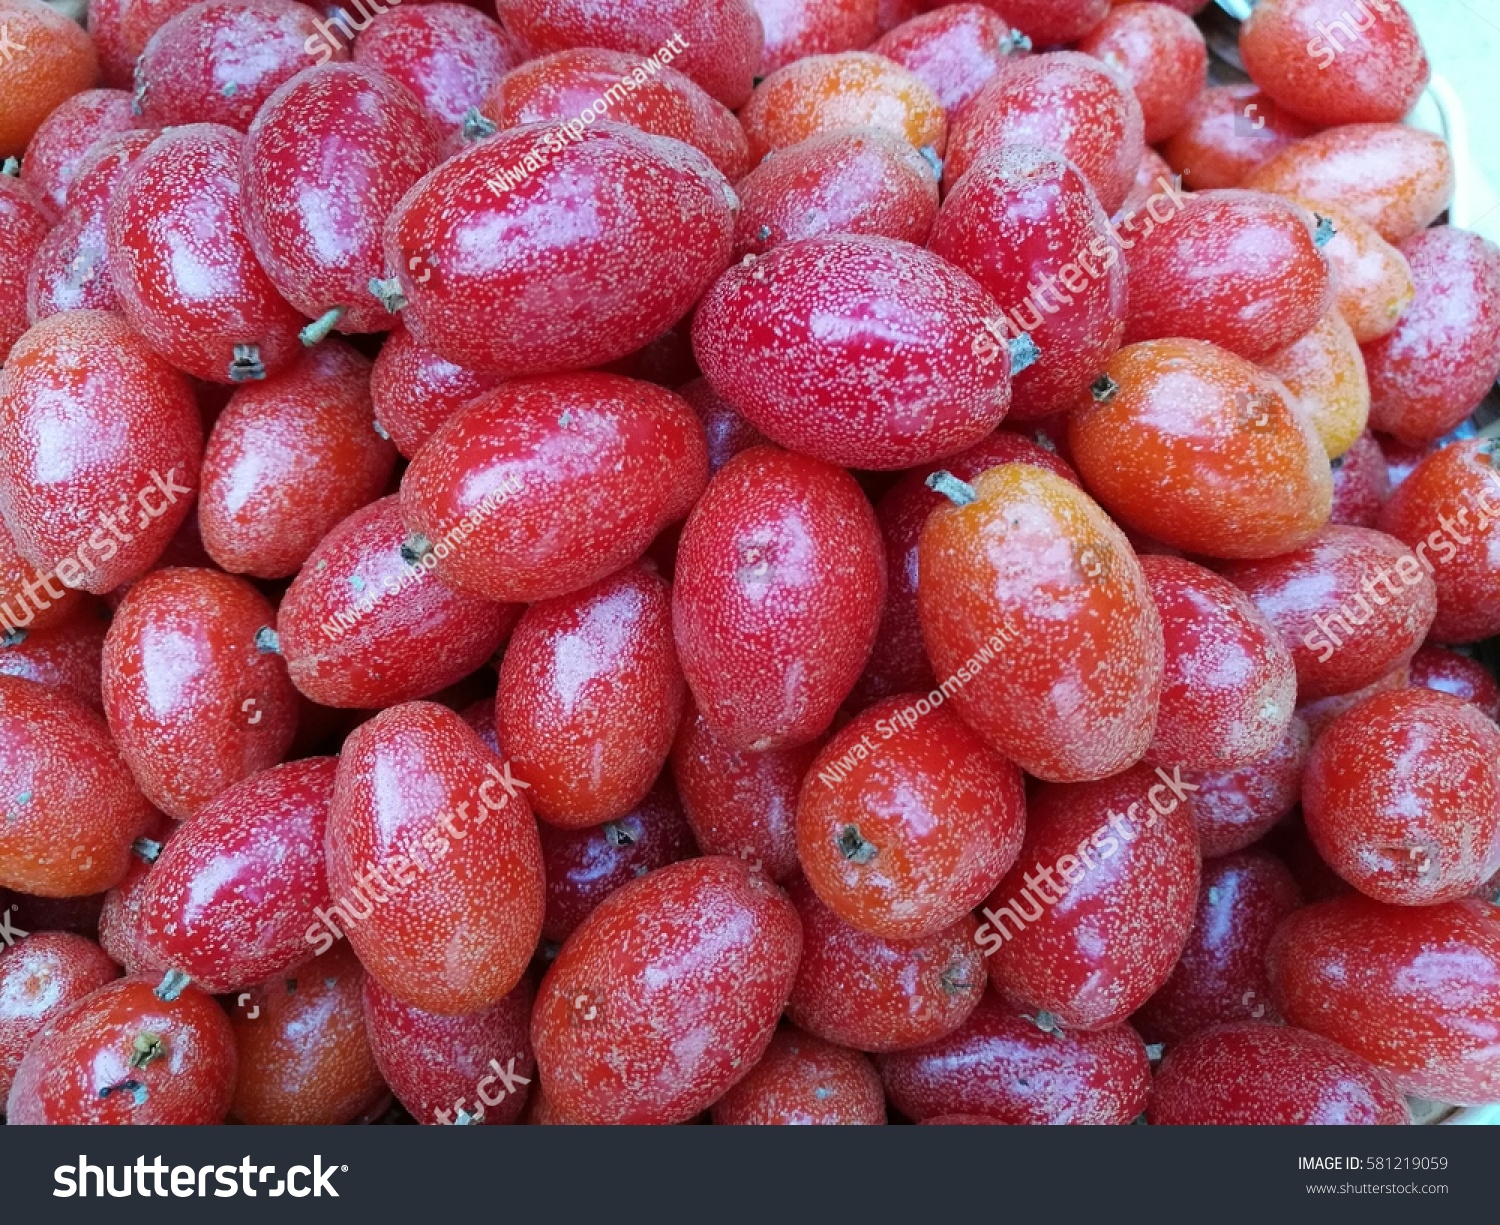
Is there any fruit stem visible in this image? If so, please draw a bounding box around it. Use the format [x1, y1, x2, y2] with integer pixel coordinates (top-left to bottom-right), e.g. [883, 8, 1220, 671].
[461, 107, 498, 142]
[918, 145, 943, 181]
[299, 306, 345, 347]
[1313, 213, 1336, 248]
[0, 158, 18, 177]
[132, 837, 162, 864]
[229, 345, 265, 382]
[400, 533, 433, 567]
[925, 470, 977, 506]
[1009, 332, 1040, 374]
[837, 824, 877, 864]
[0, 627, 27, 648]
[155, 969, 191, 1002]
[369, 276, 408, 314]
[1091, 374, 1119, 403]
[255, 625, 281, 655]
[999, 27, 1032, 54]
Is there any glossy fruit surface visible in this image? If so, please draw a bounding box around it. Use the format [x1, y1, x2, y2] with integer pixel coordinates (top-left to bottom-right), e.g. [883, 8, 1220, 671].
[0, 0, 99, 160]
[0, 931, 119, 1103]
[1077, 1, 1206, 144]
[1299, 197, 1414, 345]
[1185, 716, 1308, 858]
[711, 1024, 885, 1125]
[1408, 645, 1500, 721]
[0, 602, 108, 711]
[0, 173, 55, 362]
[1161, 83, 1314, 192]
[17, 87, 134, 213]
[754, 0, 880, 74]
[369, 325, 502, 460]
[1260, 307, 1370, 460]
[1329, 430, 1392, 527]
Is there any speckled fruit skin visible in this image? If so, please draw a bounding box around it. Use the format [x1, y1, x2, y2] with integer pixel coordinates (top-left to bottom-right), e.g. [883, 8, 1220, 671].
[1243, 124, 1453, 246]
[0, 677, 156, 897]
[877, 992, 1151, 1124]
[0, 517, 82, 636]
[1161, 83, 1315, 192]
[672, 447, 885, 753]
[135, 0, 348, 131]
[538, 775, 698, 942]
[871, 4, 1028, 116]
[1240, 0, 1428, 128]
[498, 566, 685, 829]
[979, 0, 1109, 43]
[1185, 716, 1308, 858]
[381, 122, 734, 377]
[983, 764, 1202, 1030]
[101, 569, 298, 820]
[532, 856, 800, 1125]
[1123, 190, 1330, 360]
[1, 175, 57, 359]
[481, 48, 750, 181]
[5, 974, 236, 1124]
[400, 374, 708, 604]
[0, 310, 200, 594]
[945, 51, 1143, 216]
[730, 127, 938, 261]
[1304, 689, 1500, 906]
[1140, 556, 1295, 772]
[1268, 895, 1500, 1104]
[326, 701, 544, 1015]
[108, 124, 306, 384]
[370, 325, 502, 460]
[199, 342, 396, 579]
[1261, 308, 1370, 461]
[138, 758, 336, 993]
[18, 88, 135, 214]
[1364, 227, 1500, 447]
[493, 0, 764, 110]
[857, 432, 1079, 708]
[930, 144, 1125, 422]
[230, 942, 384, 1125]
[364, 973, 535, 1125]
[1329, 430, 1392, 528]
[352, 3, 524, 155]
[798, 698, 1025, 941]
[97, 819, 172, 974]
[1069, 339, 1332, 559]
[670, 696, 815, 883]
[1296, 199, 1414, 346]
[784, 875, 984, 1053]
[1378, 440, 1500, 645]
[241, 63, 442, 336]
[1297, 664, 1410, 744]
[753, 0, 879, 74]
[678, 379, 768, 477]
[0, 602, 109, 711]
[1149, 1021, 1410, 1125]
[1132, 850, 1300, 1045]
[0, 932, 120, 1103]
[277, 496, 517, 709]
[1409, 646, 1500, 721]
[742, 53, 946, 168]
[695, 235, 1011, 470]
[1220, 525, 1436, 702]
[1077, 1, 1204, 144]
[711, 1023, 886, 1124]
[917, 464, 1163, 783]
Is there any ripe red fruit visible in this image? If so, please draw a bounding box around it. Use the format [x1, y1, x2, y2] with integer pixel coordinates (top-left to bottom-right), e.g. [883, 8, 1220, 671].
[677, 379, 768, 477]
[1077, 1, 1206, 144]
[492, 0, 765, 109]
[138, 758, 336, 992]
[108, 124, 306, 383]
[1408, 645, 1500, 721]
[982, 763, 1201, 1030]
[229, 941, 385, 1125]
[1364, 227, 1500, 447]
[241, 62, 442, 337]
[877, 992, 1151, 1124]
[694, 235, 1011, 470]
[1268, 894, 1500, 1104]
[0, 518, 83, 636]
[1220, 525, 1436, 701]
[754, 0, 880, 74]
[0, 310, 200, 594]
[5, 973, 237, 1124]
[364, 973, 535, 1126]
[134, 0, 347, 130]
[380, 123, 734, 377]
[0, 676, 156, 897]
[797, 698, 1025, 941]
[369, 325, 501, 461]
[98, 824, 171, 974]
[1329, 429, 1392, 527]
[711, 1024, 886, 1125]
[871, 4, 1030, 116]
[1239, 0, 1428, 127]
[945, 51, 1144, 215]
[325, 701, 544, 1014]
[1304, 689, 1500, 906]
[1068, 339, 1332, 559]
[1161, 83, 1315, 192]
[2, 171, 57, 358]
[672, 447, 885, 752]
[531, 856, 800, 1124]
[1149, 1022, 1410, 1125]
[1185, 716, 1309, 858]
[928, 144, 1125, 422]
[1132, 850, 1300, 1044]
[0, 932, 119, 1102]
[17, 88, 134, 213]
[276, 495, 518, 709]
[784, 875, 984, 1053]
[400, 374, 708, 604]
[980, 0, 1110, 44]
[0, 602, 108, 711]
[481, 47, 750, 181]
[102, 568, 298, 820]
[498, 566, 685, 828]
[917, 464, 1163, 782]
[730, 127, 939, 261]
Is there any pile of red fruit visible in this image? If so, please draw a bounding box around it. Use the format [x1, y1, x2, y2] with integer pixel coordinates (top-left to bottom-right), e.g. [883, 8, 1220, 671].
[1, 0, 1498, 1128]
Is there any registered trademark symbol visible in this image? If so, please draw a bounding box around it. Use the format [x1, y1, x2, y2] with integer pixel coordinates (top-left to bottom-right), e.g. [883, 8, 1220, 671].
[342, 1165, 348, 1172]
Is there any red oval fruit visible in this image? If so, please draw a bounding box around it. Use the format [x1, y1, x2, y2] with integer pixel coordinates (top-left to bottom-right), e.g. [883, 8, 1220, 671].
[0, 517, 84, 637]
[102, 568, 298, 820]
[754, 0, 880, 75]
[531, 856, 800, 1124]
[1186, 716, 1309, 858]
[711, 1024, 886, 1125]
[1077, 1, 1206, 144]
[678, 378, 768, 477]
[871, 4, 1029, 116]
[0, 932, 120, 1103]
[1329, 430, 1392, 528]
[369, 325, 502, 460]
[672, 447, 885, 752]
[3, 172, 58, 357]
[0, 602, 108, 711]
[980, 0, 1109, 44]
[1408, 645, 1500, 721]
[1161, 83, 1315, 192]
[17, 88, 134, 213]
